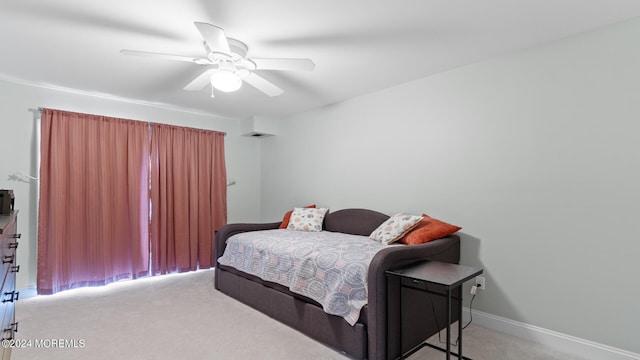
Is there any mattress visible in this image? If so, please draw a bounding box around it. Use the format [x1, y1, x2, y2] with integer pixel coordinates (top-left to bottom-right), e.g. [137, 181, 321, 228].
[217, 229, 386, 325]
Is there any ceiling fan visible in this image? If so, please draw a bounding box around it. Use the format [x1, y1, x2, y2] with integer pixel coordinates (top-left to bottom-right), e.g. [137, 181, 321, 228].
[121, 22, 315, 97]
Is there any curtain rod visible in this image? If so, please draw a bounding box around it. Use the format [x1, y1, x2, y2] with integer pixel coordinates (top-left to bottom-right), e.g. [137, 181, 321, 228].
[37, 107, 226, 136]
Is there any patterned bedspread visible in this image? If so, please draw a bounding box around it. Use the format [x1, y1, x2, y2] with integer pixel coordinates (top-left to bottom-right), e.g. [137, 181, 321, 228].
[217, 229, 386, 325]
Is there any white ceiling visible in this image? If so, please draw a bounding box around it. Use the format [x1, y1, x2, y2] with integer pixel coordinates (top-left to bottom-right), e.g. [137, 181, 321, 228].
[1, 1, 640, 119]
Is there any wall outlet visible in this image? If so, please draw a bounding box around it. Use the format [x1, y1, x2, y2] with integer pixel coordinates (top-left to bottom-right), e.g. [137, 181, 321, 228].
[475, 276, 486, 291]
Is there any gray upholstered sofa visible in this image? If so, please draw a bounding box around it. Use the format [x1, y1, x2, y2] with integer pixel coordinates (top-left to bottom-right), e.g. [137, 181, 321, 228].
[214, 208, 461, 359]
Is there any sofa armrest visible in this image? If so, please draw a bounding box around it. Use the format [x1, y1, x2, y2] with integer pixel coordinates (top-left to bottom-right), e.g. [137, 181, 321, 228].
[214, 222, 281, 263]
[366, 235, 461, 360]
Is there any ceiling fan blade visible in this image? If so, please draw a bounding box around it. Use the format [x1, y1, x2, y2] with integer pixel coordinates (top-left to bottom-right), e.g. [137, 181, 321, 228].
[242, 73, 284, 97]
[184, 69, 216, 91]
[251, 58, 315, 72]
[194, 22, 231, 55]
[120, 49, 208, 64]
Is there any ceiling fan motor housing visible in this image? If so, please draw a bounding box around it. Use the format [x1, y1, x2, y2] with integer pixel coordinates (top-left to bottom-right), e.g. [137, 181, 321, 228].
[206, 38, 255, 78]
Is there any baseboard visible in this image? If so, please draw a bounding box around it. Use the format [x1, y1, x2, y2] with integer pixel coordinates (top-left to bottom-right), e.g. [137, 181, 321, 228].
[462, 308, 640, 360]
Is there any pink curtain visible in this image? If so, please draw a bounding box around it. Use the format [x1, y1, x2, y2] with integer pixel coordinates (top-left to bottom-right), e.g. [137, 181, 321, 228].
[149, 123, 227, 274]
[37, 109, 150, 294]
[37, 110, 227, 294]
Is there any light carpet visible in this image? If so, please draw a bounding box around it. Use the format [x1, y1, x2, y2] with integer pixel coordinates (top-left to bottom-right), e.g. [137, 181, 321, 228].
[13, 269, 587, 360]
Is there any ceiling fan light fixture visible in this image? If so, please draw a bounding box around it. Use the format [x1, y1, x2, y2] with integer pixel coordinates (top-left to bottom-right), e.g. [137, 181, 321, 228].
[210, 69, 242, 92]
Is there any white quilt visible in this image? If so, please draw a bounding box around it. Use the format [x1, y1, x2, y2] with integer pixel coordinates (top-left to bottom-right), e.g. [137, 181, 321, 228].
[217, 229, 386, 325]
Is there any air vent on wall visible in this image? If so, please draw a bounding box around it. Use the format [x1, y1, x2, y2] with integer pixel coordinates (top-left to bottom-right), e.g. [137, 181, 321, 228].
[243, 132, 272, 138]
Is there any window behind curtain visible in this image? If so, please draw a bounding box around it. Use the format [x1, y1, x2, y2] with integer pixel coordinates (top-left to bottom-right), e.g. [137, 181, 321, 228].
[37, 109, 226, 295]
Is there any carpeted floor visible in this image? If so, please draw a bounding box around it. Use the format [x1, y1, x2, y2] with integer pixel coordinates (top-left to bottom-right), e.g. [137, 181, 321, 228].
[12, 269, 587, 360]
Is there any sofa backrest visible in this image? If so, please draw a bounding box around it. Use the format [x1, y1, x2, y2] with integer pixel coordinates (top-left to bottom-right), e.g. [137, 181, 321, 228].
[323, 208, 389, 236]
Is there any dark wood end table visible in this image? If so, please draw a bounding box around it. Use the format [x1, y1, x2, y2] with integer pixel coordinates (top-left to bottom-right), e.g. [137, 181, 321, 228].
[386, 261, 483, 359]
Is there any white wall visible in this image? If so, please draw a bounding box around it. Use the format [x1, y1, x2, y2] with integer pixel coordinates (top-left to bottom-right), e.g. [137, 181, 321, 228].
[0, 79, 262, 290]
[261, 18, 640, 354]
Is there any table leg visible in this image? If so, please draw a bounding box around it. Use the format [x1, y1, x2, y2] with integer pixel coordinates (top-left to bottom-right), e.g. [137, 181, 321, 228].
[399, 277, 403, 360]
[458, 287, 463, 359]
[446, 288, 451, 360]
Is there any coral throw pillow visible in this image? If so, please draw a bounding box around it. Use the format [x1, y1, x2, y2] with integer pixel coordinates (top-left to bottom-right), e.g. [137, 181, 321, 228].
[279, 204, 316, 229]
[399, 214, 461, 245]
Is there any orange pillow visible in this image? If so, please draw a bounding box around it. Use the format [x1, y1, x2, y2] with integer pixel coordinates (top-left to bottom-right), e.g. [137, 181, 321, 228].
[399, 214, 461, 245]
[279, 204, 316, 229]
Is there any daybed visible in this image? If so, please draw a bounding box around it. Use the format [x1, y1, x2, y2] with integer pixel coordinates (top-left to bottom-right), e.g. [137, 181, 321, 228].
[214, 208, 461, 359]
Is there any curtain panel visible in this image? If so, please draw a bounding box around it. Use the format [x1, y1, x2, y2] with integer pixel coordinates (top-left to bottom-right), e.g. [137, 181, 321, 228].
[37, 109, 226, 295]
[150, 123, 227, 274]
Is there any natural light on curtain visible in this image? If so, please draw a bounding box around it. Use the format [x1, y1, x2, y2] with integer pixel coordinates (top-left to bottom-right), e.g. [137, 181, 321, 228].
[37, 109, 226, 295]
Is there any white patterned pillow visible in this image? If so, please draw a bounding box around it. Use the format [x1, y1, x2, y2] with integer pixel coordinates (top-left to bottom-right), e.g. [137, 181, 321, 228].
[369, 213, 423, 244]
[287, 207, 329, 232]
